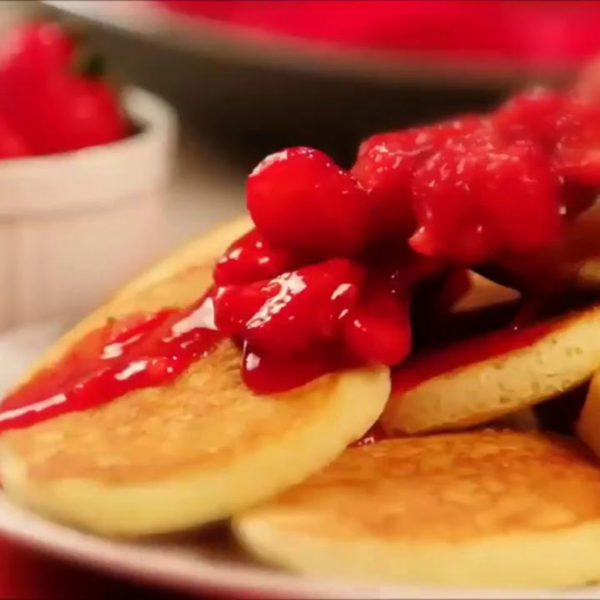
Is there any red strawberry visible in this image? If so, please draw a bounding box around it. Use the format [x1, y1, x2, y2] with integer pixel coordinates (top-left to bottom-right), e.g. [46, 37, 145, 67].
[344, 272, 412, 366]
[214, 259, 364, 355]
[0, 21, 75, 79]
[214, 229, 298, 286]
[352, 116, 484, 243]
[493, 87, 565, 149]
[410, 130, 562, 265]
[0, 115, 30, 158]
[18, 75, 128, 155]
[553, 96, 600, 187]
[0, 21, 128, 155]
[483, 138, 562, 254]
[410, 134, 499, 265]
[247, 147, 369, 259]
[351, 129, 423, 241]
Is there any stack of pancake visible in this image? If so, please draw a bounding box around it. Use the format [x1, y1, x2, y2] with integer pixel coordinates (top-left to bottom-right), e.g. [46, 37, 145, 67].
[4, 217, 600, 588]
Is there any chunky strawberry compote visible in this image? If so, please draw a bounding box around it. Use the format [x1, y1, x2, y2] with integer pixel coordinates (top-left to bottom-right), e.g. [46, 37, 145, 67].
[3, 74, 600, 431]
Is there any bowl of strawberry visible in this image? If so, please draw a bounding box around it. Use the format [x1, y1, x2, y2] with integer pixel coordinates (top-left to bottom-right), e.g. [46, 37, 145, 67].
[0, 21, 176, 330]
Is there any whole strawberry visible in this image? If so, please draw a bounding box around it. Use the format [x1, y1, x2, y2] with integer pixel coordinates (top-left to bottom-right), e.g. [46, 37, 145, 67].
[0, 114, 30, 158]
[0, 21, 128, 155]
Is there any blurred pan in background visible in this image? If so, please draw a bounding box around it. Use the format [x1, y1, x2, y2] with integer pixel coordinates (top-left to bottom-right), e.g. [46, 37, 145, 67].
[41, 1, 598, 168]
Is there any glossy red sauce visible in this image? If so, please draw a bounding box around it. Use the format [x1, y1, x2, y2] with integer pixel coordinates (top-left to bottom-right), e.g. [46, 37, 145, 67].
[0, 291, 352, 432]
[0, 284, 587, 433]
[0, 292, 223, 433]
[391, 318, 557, 394]
[241, 343, 352, 395]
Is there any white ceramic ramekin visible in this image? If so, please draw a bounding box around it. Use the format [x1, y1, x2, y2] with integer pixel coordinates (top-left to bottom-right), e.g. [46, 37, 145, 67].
[0, 87, 177, 330]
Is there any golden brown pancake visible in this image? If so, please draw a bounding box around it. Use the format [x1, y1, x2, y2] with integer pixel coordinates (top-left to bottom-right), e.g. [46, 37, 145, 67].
[448, 271, 520, 314]
[0, 217, 390, 535]
[573, 203, 600, 291]
[235, 430, 600, 587]
[578, 259, 600, 290]
[382, 303, 600, 435]
[577, 370, 600, 458]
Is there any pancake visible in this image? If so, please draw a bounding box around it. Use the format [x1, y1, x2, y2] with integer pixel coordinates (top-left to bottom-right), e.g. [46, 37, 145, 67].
[578, 258, 600, 290]
[577, 370, 600, 458]
[0, 217, 390, 536]
[446, 270, 520, 314]
[382, 303, 600, 435]
[572, 203, 600, 291]
[235, 430, 600, 587]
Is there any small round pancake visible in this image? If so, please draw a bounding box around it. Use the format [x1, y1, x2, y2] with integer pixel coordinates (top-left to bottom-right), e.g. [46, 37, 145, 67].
[578, 258, 600, 290]
[0, 218, 390, 536]
[235, 430, 600, 588]
[382, 303, 600, 435]
[577, 370, 600, 459]
[445, 270, 520, 314]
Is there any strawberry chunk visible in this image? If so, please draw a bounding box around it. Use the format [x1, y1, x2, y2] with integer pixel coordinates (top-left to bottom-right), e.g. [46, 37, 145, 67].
[493, 87, 565, 149]
[409, 134, 499, 265]
[344, 267, 412, 365]
[247, 147, 369, 259]
[213, 229, 298, 286]
[0, 115, 30, 158]
[351, 129, 425, 241]
[352, 116, 484, 243]
[214, 259, 365, 355]
[483, 138, 562, 254]
[553, 96, 600, 187]
[410, 130, 562, 264]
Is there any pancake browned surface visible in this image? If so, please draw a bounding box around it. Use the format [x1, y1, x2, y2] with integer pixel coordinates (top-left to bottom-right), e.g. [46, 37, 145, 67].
[235, 430, 600, 587]
[382, 303, 600, 435]
[0, 218, 390, 535]
[577, 369, 600, 459]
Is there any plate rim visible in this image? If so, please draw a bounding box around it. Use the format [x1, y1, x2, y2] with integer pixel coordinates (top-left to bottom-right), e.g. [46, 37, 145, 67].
[0, 492, 597, 600]
[43, 0, 570, 90]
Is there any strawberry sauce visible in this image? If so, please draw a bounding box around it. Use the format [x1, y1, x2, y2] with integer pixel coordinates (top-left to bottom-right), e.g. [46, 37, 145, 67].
[391, 318, 556, 394]
[241, 343, 353, 395]
[0, 288, 357, 431]
[0, 293, 223, 432]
